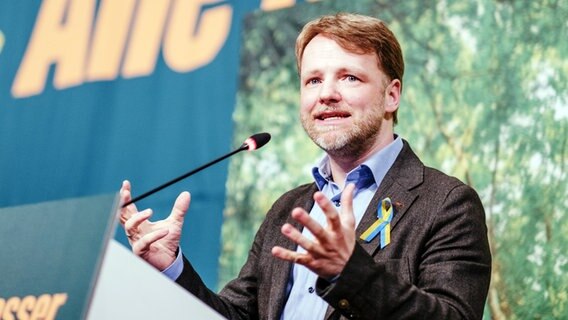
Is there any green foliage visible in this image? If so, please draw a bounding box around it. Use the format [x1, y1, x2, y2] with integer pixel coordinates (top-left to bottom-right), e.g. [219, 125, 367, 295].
[220, 0, 568, 318]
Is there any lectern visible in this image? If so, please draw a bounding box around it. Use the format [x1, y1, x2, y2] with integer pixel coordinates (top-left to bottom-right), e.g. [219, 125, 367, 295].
[0, 195, 225, 320]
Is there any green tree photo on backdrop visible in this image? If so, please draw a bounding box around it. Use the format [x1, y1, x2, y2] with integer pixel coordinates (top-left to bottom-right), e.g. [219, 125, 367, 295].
[220, 0, 568, 318]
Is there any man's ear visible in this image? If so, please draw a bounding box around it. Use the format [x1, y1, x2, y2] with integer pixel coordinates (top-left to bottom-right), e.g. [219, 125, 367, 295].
[384, 79, 401, 113]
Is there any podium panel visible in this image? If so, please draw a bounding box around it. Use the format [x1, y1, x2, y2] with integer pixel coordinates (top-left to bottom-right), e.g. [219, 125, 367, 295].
[0, 195, 225, 320]
[87, 240, 225, 320]
[0, 195, 117, 319]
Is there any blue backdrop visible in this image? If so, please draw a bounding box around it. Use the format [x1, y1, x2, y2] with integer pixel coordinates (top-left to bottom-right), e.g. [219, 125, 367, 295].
[0, 0, 316, 289]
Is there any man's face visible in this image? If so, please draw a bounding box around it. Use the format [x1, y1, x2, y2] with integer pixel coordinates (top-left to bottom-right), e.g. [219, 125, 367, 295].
[299, 35, 397, 158]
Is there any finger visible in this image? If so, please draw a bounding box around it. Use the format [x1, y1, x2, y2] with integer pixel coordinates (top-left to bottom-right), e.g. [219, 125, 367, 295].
[272, 246, 313, 266]
[272, 246, 299, 261]
[281, 223, 322, 255]
[122, 180, 131, 193]
[313, 191, 341, 231]
[119, 180, 132, 205]
[290, 208, 327, 241]
[132, 228, 169, 255]
[124, 208, 152, 236]
[271, 246, 293, 261]
[168, 192, 190, 223]
[119, 180, 138, 224]
[340, 183, 356, 229]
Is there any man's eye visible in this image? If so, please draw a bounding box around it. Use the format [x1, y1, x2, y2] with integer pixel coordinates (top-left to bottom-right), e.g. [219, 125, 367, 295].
[307, 78, 321, 85]
[346, 75, 359, 82]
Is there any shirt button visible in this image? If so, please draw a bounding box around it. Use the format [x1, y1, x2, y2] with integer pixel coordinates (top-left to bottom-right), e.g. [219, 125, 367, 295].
[308, 287, 315, 293]
[338, 299, 350, 309]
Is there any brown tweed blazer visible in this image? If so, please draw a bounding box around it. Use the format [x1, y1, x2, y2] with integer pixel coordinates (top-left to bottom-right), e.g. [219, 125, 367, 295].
[176, 140, 492, 320]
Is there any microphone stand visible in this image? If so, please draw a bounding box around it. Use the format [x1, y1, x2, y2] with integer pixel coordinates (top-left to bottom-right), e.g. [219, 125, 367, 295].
[122, 144, 248, 208]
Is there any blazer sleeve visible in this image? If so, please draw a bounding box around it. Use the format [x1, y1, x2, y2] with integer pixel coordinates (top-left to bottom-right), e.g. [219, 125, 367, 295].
[174, 219, 267, 320]
[316, 184, 492, 320]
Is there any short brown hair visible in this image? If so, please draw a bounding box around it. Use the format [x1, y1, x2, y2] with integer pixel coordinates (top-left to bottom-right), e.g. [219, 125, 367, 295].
[296, 13, 404, 123]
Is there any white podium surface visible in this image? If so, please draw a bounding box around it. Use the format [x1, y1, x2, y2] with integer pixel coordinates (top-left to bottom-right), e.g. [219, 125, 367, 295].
[87, 240, 226, 320]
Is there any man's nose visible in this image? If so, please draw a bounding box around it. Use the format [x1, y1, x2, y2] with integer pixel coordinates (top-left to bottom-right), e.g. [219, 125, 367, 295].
[319, 80, 341, 104]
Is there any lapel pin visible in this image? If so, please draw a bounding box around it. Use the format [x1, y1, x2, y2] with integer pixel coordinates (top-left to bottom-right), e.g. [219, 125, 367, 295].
[360, 197, 393, 249]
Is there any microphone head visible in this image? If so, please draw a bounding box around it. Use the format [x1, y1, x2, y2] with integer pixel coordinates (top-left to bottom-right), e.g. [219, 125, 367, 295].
[244, 132, 271, 151]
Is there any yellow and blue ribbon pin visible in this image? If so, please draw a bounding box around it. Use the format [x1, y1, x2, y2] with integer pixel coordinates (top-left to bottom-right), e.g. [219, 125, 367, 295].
[360, 197, 393, 249]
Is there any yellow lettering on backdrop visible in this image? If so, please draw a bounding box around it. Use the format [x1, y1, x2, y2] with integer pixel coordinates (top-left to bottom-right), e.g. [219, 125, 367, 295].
[121, 0, 171, 78]
[11, 0, 96, 98]
[10, 0, 322, 98]
[2, 296, 20, 320]
[86, 0, 137, 81]
[260, 0, 296, 11]
[163, 0, 232, 72]
[259, 0, 320, 10]
[30, 294, 51, 320]
[16, 295, 36, 320]
[0, 30, 5, 55]
[0, 294, 67, 320]
[45, 293, 67, 320]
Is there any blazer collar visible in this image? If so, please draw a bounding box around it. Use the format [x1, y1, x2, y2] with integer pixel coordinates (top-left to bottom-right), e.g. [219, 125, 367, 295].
[355, 139, 424, 257]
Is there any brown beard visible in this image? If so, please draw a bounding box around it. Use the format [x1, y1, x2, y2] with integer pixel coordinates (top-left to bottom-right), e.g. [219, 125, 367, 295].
[301, 101, 385, 159]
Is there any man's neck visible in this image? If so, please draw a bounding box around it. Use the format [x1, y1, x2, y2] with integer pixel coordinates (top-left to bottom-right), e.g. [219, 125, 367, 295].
[327, 134, 394, 188]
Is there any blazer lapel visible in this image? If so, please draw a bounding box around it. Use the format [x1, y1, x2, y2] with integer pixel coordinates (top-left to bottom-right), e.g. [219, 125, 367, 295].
[355, 140, 424, 258]
[324, 141, 424, 320]
[324, 305, 339, 320]
[356, 180, 418, 256]
[269, 185, 317, 320]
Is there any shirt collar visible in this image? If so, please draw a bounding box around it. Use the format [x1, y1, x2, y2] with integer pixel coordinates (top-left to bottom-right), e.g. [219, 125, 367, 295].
[311, 135, 403, 191]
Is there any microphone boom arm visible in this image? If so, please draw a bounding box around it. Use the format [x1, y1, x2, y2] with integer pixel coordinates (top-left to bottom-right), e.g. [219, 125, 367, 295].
[122, 144, 248, 208]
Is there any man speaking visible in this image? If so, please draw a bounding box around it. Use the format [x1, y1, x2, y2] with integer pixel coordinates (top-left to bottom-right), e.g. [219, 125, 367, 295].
[119, 13, 491, 320]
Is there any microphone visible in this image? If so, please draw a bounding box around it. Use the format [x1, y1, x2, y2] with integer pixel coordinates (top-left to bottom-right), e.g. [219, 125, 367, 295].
[122, 132, 271, 207]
